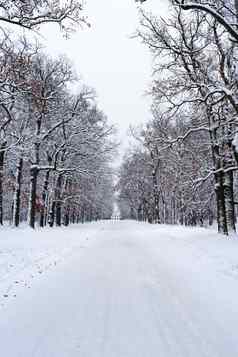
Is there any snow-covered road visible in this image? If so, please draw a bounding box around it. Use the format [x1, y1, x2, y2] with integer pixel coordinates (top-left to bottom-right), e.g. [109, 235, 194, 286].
[1, 221, 238, 356]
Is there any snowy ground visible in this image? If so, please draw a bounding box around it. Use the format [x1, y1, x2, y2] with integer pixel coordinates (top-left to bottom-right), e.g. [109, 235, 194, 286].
[1, 221, 238, 356]
[0, 223, 101, 309]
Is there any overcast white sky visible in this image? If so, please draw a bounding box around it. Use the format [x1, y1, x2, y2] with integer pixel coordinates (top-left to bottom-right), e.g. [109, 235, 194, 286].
[40, 0, 169, 152]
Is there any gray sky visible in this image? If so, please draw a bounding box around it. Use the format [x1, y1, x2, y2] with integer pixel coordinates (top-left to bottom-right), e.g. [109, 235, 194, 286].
[41, 0, 169, 153]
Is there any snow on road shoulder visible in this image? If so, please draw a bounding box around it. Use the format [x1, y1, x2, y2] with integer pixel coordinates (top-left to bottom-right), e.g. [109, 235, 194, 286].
[0, 222, 103, 309]
[136, 223, 238, 280]
[134, 222, 238, 315]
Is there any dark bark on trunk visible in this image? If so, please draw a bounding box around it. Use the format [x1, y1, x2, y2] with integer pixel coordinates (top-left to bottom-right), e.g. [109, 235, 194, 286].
[71, 207, 76, 224]
[28, 166, 39, 229]
[137, 205, 143, 221]
[76, 212, 80, 224]
[235, 0, 238, 22]
[64, 206, 70, 226]
[209, 115, 228, 235]
[81, 206, 85, 224]
[89, 206, 93, 222]
[55, 174, 62, 227]
[151, 167, 160, 224]
[13, 157, 23, 227]
[223, 137, 236, 233]
[48, 201, 56, 227]
[179, 192, 185, 226]
[0, 142, 6, 225]
[215, 172, 228, 235]
[208, 209, 214, 226]
[148, 148, 161, 224]
[223, 170, 236, 233]
[39, 170, 50, 228]
[28, 114, 41, 229]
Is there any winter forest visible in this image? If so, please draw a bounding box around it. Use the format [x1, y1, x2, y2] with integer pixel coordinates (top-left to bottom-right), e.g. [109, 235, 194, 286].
[3, 1, 238, 356]
[118, 0, 238, 235]
[0, 0, 238, 236]
[0, 0, 116, 229]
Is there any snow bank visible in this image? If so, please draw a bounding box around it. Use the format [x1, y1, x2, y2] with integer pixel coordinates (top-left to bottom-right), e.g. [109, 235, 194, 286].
[134, 223, 238, 283]
[0, 223, 101, 308]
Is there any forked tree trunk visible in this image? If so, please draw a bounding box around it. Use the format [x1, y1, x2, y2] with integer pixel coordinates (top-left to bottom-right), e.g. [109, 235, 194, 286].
[13, 157, 23, 227]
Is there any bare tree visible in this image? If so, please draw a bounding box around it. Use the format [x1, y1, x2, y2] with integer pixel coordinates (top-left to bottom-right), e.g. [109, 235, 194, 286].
[126, 5, 238, 234]
[0, 0, 87, 35]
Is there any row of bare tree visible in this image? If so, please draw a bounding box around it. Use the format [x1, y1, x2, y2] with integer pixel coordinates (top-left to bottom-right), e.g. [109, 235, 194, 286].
[0, 1, 116, 228]
[119, 0, 238, 234]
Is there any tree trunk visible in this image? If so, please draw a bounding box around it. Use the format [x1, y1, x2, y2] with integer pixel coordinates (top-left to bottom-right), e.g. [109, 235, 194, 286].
[12, 157, 23, 227]
[28, 165, 39, 229]
[48, 200, 55, 227]
[0, 142, 6, 225]
[64, 206, 70, 226]
[39, 170, 50, 228]
[81, 206, 85, 223]
[223, 170, 236, 233]
[152, 169, 160, 224]
[235, 0, 238, 22]
[71, 207, 76, 224]
[210, 120, 228, 235]
[215, 172, 228, 235]
[55, 174, 62, 226]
